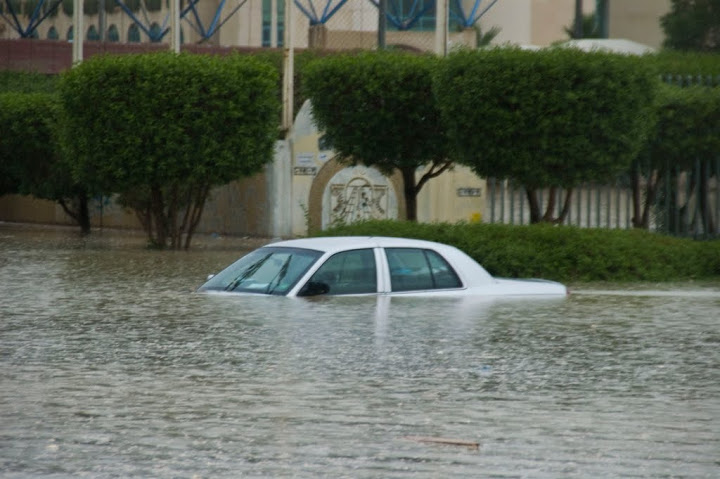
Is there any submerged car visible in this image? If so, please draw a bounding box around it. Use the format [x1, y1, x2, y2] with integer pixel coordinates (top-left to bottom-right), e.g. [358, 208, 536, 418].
[197, 236, 567, 298]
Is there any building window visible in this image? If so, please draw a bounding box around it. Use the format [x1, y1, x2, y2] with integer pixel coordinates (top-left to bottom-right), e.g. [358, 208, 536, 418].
[47, 26, 59, 40]
[107, 24, 119, 42]
[149, 22, 161, 42]
[128, 24, 140, 42]
[87, 25, 99, 41]
[261, 0, 284, 47]
[66, 25, 73, 41]
[387, 0, 435, 31]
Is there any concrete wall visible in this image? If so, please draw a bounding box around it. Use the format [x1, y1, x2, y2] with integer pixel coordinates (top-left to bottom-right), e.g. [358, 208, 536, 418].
[608, 0, 671, 50]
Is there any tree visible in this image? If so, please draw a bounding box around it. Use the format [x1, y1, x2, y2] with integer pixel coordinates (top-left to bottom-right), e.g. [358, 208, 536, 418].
[661, 0, 720, 52]
[59, 52, 280, 249]
[302, 51, 451, 221]
[434, 48, 657, 223]
[0, 93, 91, 233]
[634, 84, 720, 233]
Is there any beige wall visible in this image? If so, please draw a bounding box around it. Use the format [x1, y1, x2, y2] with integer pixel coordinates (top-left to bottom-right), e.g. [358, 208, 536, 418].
[482, 0, 594, 48]
[609, 0, 670, 50]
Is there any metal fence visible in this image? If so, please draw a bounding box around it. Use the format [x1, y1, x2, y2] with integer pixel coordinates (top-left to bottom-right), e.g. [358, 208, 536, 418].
[485, 158, 720, 238]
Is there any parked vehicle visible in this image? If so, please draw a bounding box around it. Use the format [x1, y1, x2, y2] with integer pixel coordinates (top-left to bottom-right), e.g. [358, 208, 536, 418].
[197, 236, 567, 297]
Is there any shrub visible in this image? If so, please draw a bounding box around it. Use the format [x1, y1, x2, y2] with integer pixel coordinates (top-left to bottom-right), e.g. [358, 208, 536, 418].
[316, 220, 720, 283]
[59, 52, 280, 249]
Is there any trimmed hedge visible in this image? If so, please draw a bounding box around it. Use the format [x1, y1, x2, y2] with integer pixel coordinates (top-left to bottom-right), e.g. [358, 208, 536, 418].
[434, 48, 657, 190]
[315, 220, 720, 283]
[0, 71, 58, 93]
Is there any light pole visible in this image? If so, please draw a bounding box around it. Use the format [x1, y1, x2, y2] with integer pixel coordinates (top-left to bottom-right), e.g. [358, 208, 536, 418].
[170, 0, 180, 52]
[282, 0, 294, 135]
[435, 0, 448, 56]
[72, 0, 83, 64]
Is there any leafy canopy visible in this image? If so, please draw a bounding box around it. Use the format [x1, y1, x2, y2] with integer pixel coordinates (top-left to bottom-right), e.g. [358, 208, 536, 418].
[59, 52, 280, 195]
[434, 47, 657, 189]
[302, 50, 447, 176]
[662, 0, 720, 52]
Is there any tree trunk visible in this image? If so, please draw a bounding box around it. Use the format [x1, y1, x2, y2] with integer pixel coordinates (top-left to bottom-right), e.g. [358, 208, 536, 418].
[401, 166, 418, 222]
[77, 194, 90, 235]
[525, 187, 542, 223]
[631, 167, 643, 228]
[57, 191, 91, 235]
[183, 183, 211, 250]
[150, 186, 168, 248]
[698, 160, 716, 234]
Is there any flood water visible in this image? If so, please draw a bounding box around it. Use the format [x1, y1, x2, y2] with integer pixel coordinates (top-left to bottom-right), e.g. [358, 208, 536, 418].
[2, 224, 719, 478]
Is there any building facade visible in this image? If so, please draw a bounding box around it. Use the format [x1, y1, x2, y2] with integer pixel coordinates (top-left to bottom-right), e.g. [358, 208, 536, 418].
[1, 0, 592, 49]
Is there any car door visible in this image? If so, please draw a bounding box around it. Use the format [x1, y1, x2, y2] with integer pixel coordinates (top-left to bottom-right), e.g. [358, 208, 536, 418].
[382, 247, 463, 295]
[296, 248, 379, 296]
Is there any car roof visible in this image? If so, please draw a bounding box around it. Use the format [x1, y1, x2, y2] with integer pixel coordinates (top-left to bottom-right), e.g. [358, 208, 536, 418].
[266, 236, 455, 255]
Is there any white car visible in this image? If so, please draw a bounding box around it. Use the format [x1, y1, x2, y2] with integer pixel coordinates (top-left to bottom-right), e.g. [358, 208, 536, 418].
[197, 236, 567, 298]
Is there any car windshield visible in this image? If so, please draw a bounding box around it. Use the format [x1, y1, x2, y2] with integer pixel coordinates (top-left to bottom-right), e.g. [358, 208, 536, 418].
[198, 247, 323, 295]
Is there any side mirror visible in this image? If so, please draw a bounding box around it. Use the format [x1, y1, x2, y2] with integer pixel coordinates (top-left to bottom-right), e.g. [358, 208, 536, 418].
[298, 281, 330, 297]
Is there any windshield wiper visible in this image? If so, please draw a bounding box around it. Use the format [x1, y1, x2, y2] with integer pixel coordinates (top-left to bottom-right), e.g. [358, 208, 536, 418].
[265, 255, 292, 295]
[225, 253, 272, 292]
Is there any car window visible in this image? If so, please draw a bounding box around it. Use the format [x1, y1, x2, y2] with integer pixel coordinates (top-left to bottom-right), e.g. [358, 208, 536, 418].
[300, 249, 377, 296]
[198, 247, 322, 295]
[386, 248, 462, 292]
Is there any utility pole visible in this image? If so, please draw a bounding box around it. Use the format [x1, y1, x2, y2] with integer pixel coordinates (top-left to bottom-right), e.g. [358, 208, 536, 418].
[378, 0, 386, 49]
[282, 0, 294, 135]
[170, 0, 180, 52]
[435, 0, 448, 55]
[72, 0, 83, 64]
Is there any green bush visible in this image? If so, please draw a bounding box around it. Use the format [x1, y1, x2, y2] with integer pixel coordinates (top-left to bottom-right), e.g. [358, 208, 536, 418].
[315, 220, 720, 283]
[435, 48, 657, 223]
[650, 50, 720, 77]
[0, 71, 58, 93]
[59, 52, 280, 248]
[303, 50, 448, 221]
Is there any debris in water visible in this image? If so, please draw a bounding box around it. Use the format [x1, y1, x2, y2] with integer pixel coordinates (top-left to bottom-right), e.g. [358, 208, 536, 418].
[403, 436, 479, 449]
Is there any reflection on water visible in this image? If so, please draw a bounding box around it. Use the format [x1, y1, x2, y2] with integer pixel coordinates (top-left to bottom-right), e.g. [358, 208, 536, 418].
[1, 224, 719, 478]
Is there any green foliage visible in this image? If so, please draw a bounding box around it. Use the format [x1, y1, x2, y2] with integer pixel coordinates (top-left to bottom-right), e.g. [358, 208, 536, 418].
[316, 220, 720, 283]
[564, 12, 601, 39]
[662, 0, 720, 52]
[58, 52, 280, 248]
[0, 71, 58, 93]
[303, 50, 445, 175]
[644, 84, 720, 171]
[650, 50, 720, 77]
[0, 93, 90, 232]
[302, 50, 451, 220]
[435, 48, 657, 189]
[0, 93, 58, 196]
[251, 49, 323, 127]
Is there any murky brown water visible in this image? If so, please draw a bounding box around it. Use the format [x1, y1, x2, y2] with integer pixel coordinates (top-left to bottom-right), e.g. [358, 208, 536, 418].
[2, 224, 719, 478]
